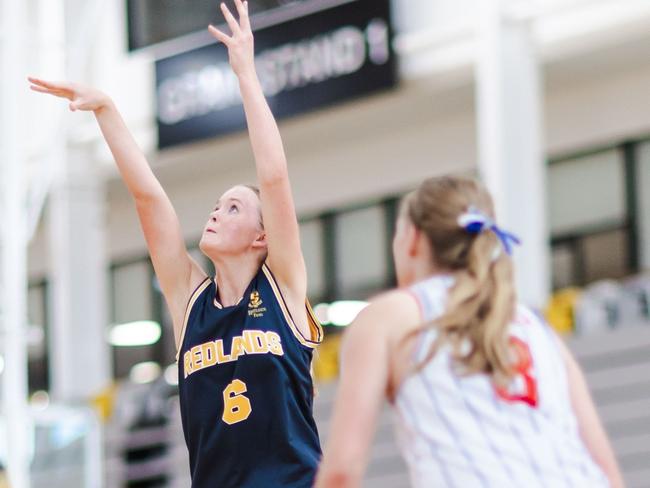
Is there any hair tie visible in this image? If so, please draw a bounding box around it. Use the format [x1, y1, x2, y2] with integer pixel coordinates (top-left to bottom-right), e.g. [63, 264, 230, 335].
[457, 206, 521, 256]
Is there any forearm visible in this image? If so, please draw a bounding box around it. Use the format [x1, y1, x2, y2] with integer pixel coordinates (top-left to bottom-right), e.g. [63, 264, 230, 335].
[237, 72, 288, 184]
[560, 339, 625, 488]
[314, 466, 362, 488]
[598, 448, 625, 488]
[98, 103, 194, 311]
[581, 418, 625, 488]
[94, 100, 165, 201]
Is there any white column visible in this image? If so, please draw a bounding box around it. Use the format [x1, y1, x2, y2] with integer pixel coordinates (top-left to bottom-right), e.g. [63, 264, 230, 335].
[475, 0, 550, 308]
[0, 0, 32, 485]
[46, 0, 111, 404]
[48, 143, 111, 402]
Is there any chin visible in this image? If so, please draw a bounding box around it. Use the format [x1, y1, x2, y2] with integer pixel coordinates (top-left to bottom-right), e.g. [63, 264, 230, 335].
[199, 238, 218, 258]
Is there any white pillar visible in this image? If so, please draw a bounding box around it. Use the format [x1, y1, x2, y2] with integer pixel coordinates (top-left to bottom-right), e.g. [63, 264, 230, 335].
[46, 0, 111, 404]
[48, 143, 111, 402]
[475, 0, 550, 308]
[0, 0, 32, 485]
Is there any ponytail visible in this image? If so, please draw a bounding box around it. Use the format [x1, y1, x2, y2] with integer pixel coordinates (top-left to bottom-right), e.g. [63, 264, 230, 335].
[406, 177, 518, 385]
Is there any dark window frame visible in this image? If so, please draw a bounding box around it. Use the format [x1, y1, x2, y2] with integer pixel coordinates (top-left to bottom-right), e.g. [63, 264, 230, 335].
[549, 139, 644, 289]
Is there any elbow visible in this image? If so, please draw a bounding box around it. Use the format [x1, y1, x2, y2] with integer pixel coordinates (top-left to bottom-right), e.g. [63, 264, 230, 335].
[132, 187, 164, 206]
[316, 459, 364, 488]
[316, 470, 361, 488]
[257, 165, 289, 187]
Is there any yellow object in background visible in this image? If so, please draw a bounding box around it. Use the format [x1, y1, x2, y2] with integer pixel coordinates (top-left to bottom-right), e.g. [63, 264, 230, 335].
[313, 333, 342, 383]
[545, 287, 582, 335]
[91, 383, 117, 422]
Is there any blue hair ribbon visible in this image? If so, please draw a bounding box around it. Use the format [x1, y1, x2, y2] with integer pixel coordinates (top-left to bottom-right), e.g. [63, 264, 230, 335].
[457, 207, 521, 256]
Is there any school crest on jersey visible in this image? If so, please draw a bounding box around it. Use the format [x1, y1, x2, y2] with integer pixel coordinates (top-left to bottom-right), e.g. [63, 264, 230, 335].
[248, 290, 267, 318]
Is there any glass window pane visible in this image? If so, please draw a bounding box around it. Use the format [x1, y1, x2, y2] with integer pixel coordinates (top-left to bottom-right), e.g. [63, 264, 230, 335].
[581, 229, 630, 283]
[551, 244, 576, 290]
[27, 284, 47, 359]
[549, 150, 626, 235]
[112, 261, 152, 324]
[637, 142, 650, 269]
[335, 205, 387, 297]
[27, 283, 48, 392]
[28, 284, 46, 331]
[300, 219, 325, 300]
[111, 261, 155, 379]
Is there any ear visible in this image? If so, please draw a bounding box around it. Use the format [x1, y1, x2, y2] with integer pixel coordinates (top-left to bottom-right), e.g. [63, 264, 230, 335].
[252, 230, 267, 250]
[406, 221, 420, 258]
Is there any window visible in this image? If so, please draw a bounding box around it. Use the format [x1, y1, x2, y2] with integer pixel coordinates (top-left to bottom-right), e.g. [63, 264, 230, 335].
[548, 150, 626, 235]
[111, 260, 156, 378]
[550, 243, 576, 290]
[549, 146, 637, 289]
[637, 142, 650, 270]
[335, 205, 388, 298]
[582, 229, 631, 283]
[28, 281, 48, 392]
[300, 219, 325, 301]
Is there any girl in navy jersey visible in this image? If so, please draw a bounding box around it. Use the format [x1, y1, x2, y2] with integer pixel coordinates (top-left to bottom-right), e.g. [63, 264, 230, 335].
[30, 2, 322, 486]
[315, 176, 623, 488]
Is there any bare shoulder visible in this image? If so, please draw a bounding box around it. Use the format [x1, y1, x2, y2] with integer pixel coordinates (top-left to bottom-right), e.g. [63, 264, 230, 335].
[368, 288, 420, 314]
[351, 289, 421, 342]
[341, 289, 423, 398]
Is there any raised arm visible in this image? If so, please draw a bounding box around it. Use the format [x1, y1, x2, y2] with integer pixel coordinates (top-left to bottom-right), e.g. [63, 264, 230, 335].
[28, 78, 206, 345]
[557, 338, 625, 488]
[209, 1, 306, 301]
[314, 292, 417, 488]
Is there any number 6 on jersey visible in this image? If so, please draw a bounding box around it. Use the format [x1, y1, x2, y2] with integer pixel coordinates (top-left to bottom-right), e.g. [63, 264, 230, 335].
[222, 379, 252, 425]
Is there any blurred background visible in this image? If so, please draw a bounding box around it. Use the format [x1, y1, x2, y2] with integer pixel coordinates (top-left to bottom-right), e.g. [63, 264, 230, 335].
[1, 0, 650, 486]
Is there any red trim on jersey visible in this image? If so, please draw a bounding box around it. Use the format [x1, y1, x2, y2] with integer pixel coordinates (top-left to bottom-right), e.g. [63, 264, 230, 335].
[494, 336, 539, 408]
[405, 288, 425, 323]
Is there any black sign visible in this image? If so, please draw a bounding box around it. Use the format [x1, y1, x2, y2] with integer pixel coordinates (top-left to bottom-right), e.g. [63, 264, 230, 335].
[155, 0, 395, 148]
[128, 0, 317, 51]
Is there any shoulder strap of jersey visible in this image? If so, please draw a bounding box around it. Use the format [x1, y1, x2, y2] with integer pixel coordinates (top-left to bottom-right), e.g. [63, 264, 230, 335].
[261, 263, 323, 348]
[175, 276, 212, 361]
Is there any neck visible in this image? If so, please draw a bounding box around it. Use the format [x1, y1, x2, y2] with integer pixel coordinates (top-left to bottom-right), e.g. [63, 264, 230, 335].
[410, 256, 444, 284]
[211, 253, 264, 306]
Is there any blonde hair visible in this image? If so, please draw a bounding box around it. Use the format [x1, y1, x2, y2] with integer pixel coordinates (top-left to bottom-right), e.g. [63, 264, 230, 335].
[405, 176, 517, 386]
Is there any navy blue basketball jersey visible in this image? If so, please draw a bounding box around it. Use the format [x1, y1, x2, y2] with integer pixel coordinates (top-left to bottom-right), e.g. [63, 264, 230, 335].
[176, 262, 323, 488]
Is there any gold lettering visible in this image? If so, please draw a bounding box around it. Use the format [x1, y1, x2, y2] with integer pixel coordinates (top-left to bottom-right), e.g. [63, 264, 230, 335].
[266, 331, 284, 356]
[231, 336, 243, 361]
[249, 330, 268, 354]
[191, 345, 203, 371]
[183, 330, 283, 378]
[239, 332, 254, 354]
[201, 342, 217, 367]
[215, 339, 234, 363]
[184, 351, 192, 378]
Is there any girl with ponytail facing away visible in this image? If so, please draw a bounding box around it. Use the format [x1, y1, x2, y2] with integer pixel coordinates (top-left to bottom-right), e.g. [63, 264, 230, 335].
[315, 176, 624, 488]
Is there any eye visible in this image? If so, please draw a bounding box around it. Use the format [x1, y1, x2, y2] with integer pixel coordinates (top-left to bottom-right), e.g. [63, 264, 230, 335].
[228, 204, 239, 214]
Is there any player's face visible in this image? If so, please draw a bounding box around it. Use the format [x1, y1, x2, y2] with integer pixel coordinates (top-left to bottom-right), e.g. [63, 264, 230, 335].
[200, 186, 265, 258]
[392, 212, 417, 287]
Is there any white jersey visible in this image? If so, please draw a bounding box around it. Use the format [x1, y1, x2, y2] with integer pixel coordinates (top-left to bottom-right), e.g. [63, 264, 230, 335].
[394, 275, 609, 488]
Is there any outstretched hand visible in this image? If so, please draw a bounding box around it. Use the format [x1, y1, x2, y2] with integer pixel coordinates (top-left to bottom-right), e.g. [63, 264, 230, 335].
[28, 77, 110, 112]
[208, 0, 255, 78]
